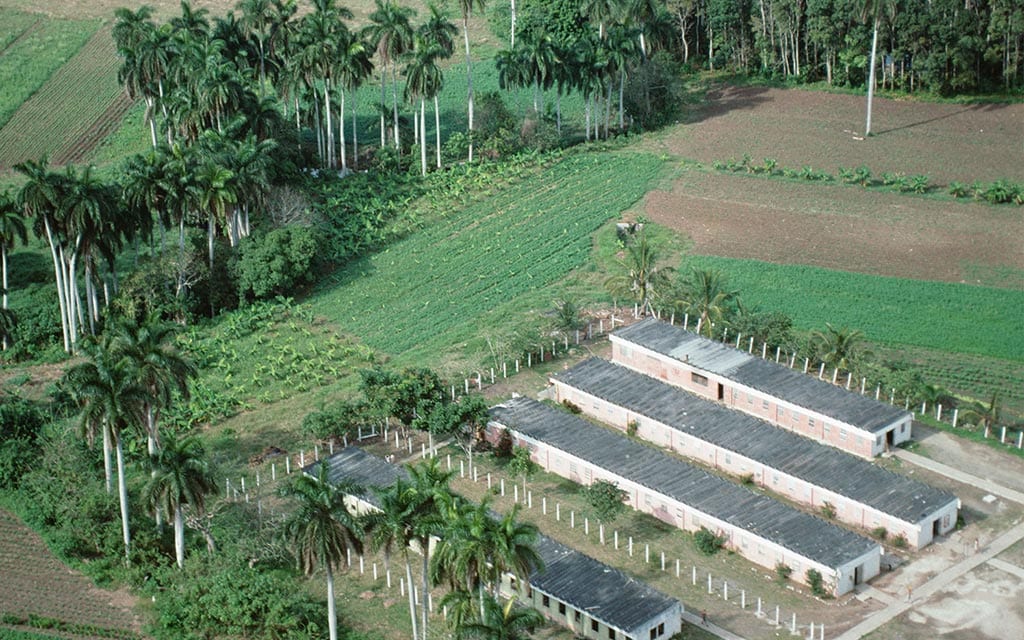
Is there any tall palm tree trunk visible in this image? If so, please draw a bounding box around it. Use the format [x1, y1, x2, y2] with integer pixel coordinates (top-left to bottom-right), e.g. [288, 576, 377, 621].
[116, 433, 132, 564]
[434, 96, 441, 169]
[327, 564, 338, 640]
[102, 423, 113, 493]
[865, 18, 879, 135]
[463, 20, 474, 162]
[391, 65, 400, 149]
[405, 558, 418, 640]
[380, 70, 387, 147]
[420, 549, 429, 640]
[339, 90, 347, 171]
[42, 220, 71, 352]
[420, 99, 427, 176]
[352, 92, 359, 169]
[174, 503, 185, 568]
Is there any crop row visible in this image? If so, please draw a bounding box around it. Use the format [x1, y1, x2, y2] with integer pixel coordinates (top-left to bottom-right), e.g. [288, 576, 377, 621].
[0, 15, 99, 131]
[0, 25, 122, 168]
[312, 152, 662, 357]
[686, 255, 1024, 362]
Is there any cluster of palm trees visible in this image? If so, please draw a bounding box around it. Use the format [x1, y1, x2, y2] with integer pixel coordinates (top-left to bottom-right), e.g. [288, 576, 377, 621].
[282, 457, 544, 640]
[63, 315, 212, 569]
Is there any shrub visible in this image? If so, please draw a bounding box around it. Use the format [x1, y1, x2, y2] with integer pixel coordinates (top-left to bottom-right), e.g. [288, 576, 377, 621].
[854, 166, 872, 186]
[948, 181, 968, 197]
[494, 428, 515, 459]
[806, 568, 827, 597]
[775, 562, 793, 583]
[892, 533, 908, 548]
[300, 399, 367, 441]
[562, 400, 582, 414]
[694, 527, 727, 555]
[761, 158, 778, 174]
[838, 167, 856, 183]
[871, 526, 888, 540]
[582, 480, 628, 522]
[235, 226, 322, 302]
[820, 502, 836, 520]
[908, 175, 930, 193]
[740, 473, 755, 486]
[626, 420, 639, 437]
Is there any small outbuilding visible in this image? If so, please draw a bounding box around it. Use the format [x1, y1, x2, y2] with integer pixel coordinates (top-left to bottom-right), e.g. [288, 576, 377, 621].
[309, 448, 683, 640]
[610, 318, 913, 458]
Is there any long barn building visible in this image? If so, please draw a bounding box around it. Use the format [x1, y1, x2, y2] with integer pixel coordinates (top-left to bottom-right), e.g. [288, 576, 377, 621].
[309, 448, 683, 640]
[550, 357, 960, 548]
[610, 319, 913, 458]
[488, 397, 882, 596]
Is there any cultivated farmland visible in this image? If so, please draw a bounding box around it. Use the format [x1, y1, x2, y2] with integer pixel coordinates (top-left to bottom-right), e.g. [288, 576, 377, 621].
[0, 24, 127, 169]
[0, 12, 99, 131]
[310, 151, 663, 365]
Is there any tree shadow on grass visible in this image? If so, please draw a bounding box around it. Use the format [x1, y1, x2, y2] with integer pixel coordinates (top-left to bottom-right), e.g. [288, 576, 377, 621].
[679, 84, 772, 126]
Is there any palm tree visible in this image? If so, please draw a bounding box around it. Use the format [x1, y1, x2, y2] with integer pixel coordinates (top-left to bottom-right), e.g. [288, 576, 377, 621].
[417, 6, 457, 168]
[810, 323, 868, 375]
[406, 458, 455, 640]
[431, 495, 493, 613]
[675, 268, 738, 337]
[367, 0, 416, 151]
[445, 591, 543, 640]
[65, 334, 147, 564]
[581, 0, 626, 39]
[335, 28, 374, 171]
[456, 0, 486, 161]
[193, 156, 237, 274]
[488, 504, 543, 591]
[963, 392, 1002, 437]
[281, 463, 364, 640]
[604, 230, 674, 316]
[860, 0, 897, 136]
[238, 0, 277, 95]
[145, 434, 218, 568]
[365, 478, 421, 640]
[0, 190, 27, 351]
[405, 39, 444, 176]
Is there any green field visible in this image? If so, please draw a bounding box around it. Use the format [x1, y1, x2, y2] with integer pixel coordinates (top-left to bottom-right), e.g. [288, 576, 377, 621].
[686, 255, 1024, 362]
[0, 12, 99, 131]
[310, 150, 662, 365]
[0, 24, 123, 168]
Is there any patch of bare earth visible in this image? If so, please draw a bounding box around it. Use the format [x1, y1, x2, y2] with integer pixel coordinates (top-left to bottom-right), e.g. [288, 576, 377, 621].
[643, 171, 1024, 285]
[0, 509, 143, 636]
[650, 85, 1024, 185]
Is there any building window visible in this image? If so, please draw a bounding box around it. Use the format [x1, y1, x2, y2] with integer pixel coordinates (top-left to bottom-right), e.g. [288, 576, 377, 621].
[575, 610, 582, 622]
[609, 629, 616, 640]
[559, 603, 566, 615]
[691, 372, 708, 386]
[592, 620, 599, 632]
[542, 595, 550, 608]
[658, 623, 665, 635]
[650, 628, 658, 640]
[808, 418, 815, 428]
[762, 399, 769, 409]
[778, 407, 785, 418]
[569, 462, 577, 474]
[840, 429, 848, 441]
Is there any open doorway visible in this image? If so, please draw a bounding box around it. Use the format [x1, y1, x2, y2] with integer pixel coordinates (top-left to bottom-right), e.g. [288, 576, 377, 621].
[717, 383, 725, 401]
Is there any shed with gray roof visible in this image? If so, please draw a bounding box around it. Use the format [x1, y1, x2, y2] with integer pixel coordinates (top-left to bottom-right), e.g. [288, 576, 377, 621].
[489, 397, 882, 595]
[551, 358, 960, 548]
[610, 319, 913, 458]
[309, 447, 683, 640]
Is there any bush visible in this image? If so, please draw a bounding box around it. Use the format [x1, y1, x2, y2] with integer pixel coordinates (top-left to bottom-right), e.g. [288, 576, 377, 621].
[694, 527, 727, 555]
[740, 473, 755, 486]
[493, 428, 515, 459]
[235, 226, 322, 302]
[806, 568, 828, 597]
[562, 400, 582, 414]
[871, 526, 888, 540]
[301, 399, 368, 441]
[775, 562, 792, 583]
[820, 502, 836, 520]
[582, 480, 628, 522]
[892, 533, 908, 548]
[626, 420, 638, 437]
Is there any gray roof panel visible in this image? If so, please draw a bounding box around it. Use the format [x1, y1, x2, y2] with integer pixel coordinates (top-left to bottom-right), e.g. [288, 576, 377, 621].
[613, 319, 910, 434]
[490, 397, 880, 569]
[553, 358, 958, 524]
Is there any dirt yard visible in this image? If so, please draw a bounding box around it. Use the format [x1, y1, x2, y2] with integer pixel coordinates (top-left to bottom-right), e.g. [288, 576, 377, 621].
[650, 85, 1024, 185]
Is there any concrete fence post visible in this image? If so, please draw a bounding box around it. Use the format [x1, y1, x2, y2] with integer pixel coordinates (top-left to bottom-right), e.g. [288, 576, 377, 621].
[707, 573, 713, 594]
[953, 408, 959, 427]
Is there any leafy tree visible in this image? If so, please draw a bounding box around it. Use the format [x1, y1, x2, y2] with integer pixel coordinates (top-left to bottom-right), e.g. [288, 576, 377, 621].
[444, 591, 544, 640]
[0, 397, 46, 489]
[281, 463, 364, 640]
[234, 226, 321, 301]
[144, 434, 218, 568]
[582, 479, 627, 522]
[694, 526, 726, 555]
[424, 394, 491, 471]
[506, 445, 536, 491]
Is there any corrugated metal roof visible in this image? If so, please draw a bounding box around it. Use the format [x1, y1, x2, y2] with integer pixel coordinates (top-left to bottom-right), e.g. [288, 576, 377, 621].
[613, 319, 910, 435]
[490, 397, 880, 569]
[309, 448, 680, 633]
[554, 358, 958, 524]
